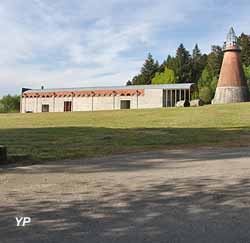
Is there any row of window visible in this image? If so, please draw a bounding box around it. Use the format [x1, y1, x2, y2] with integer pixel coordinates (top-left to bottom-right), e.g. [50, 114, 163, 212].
[41, 100, 131, 112]
[42, 101, 72, 112]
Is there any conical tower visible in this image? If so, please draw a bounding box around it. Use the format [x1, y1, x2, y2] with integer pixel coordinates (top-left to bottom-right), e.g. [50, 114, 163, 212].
[213, 27, 249, 104]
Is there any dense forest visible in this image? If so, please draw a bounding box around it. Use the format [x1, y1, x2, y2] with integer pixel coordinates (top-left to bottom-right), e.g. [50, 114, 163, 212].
[126, 33, 250, 103]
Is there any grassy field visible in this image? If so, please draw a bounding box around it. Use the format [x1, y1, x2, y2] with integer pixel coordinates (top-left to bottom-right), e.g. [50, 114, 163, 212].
[0, 103, 250, 162]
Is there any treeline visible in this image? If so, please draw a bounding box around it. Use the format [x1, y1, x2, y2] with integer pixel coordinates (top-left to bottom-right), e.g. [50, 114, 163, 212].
[0, 95, 20, 113]
[126, 33, 250, 103]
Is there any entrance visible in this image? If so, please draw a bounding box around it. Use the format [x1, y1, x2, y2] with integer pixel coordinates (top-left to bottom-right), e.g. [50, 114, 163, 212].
[120, 100, 131, 109]
[42, 104, 49, 112]
[64, 101, 72, 112]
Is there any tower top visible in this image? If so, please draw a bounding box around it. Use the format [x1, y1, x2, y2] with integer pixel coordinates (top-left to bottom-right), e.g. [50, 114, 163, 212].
[223, 27, 240, 51]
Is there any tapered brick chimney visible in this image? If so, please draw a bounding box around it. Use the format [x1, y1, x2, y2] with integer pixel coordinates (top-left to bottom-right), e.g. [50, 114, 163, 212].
[213, 27, 249, 104]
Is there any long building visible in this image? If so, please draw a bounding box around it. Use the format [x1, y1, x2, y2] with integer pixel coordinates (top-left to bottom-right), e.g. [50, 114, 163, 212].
[21, 83, 195, 113]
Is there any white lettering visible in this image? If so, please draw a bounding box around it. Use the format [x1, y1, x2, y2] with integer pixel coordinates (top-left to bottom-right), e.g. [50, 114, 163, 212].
[16, 217, 31, 226]
[23, 217, 31, 226]
[16, 217, 23, 226]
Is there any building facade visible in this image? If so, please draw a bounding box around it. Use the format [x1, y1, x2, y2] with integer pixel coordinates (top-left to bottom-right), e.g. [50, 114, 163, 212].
[21, 84, 195, 113]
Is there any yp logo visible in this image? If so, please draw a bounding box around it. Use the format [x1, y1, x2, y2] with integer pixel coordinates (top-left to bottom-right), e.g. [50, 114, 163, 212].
[16, 217, 31, 227]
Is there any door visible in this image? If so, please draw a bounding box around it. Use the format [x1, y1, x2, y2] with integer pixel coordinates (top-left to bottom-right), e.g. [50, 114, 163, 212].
[64, 101, 72, 112]
[120, 100, 131, 109]
[42, 104, 49, 112]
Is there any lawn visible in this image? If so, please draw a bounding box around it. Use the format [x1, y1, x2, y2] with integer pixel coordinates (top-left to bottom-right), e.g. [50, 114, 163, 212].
[0, 103, 250, 161]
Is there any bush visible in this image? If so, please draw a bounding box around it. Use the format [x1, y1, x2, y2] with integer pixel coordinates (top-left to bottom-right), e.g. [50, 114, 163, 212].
[199, 87, 213, 104]
[0, 95, 20, 113]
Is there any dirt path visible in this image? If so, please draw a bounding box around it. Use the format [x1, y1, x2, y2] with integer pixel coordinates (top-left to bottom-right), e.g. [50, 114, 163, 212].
[1, 147, 250, 243]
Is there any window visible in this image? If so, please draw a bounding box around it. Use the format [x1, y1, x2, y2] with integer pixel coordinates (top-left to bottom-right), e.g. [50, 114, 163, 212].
[42, 104, 49, 112]
[120, 100, 131, 109]
[64, 101, 72, 112]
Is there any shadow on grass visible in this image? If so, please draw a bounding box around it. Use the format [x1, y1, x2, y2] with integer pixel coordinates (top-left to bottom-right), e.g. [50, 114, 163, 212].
[1, 177, 250, 243]
[2, 146, 250, 174]
[0, 126, 250, 165]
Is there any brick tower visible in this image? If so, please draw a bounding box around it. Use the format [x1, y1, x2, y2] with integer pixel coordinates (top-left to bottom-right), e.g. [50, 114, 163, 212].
[213, 27, 249, 104]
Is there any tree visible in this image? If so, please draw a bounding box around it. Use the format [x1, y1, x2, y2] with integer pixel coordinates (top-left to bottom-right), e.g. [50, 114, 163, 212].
[126, 80, 132, 86]
[130, 53, 159, 85]
[239, 33, 250, 66]
[243, 65, 250, 91]
[243, 65, 250, 81]
[210, 76, 218, 95]
[0, 95, 20, 113]
[191, 44, 207, 84]
[206, 45, 223, 78]
[131, 74, 145, 85]
[197, 45, 222, 96]
[175, 44, 192, 83]
[0, 102, 4, 113]
[199, 87, 213, 104]
[192, 44, 201, 59]
[165, 55, 177, 72]
[198, 67, 213, 88]
[140, 53, 159, 85]
[152, 67, 176, 84]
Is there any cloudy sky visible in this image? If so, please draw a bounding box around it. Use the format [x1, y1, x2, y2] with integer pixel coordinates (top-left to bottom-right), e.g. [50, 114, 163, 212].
[0, 0, 250, 96]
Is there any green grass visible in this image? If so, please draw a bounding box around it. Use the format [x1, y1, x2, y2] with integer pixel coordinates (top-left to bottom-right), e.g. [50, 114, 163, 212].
[0, 103, 250, 162]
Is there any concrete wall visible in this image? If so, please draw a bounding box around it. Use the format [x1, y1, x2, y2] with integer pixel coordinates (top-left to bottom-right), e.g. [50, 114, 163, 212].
[213, 86, 249, 104]
[21, 88, 164, 113]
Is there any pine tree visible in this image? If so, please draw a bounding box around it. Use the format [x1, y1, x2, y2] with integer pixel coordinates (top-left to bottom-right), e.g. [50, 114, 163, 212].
[239, 33, 250, 66]
[191, 44, 207, 84]
[131, 74, 144, 85]
[165, 55, 177, 72]
[140, 53, 159, 84]
[175, 44, 192, 83]
[207, 45, 223, 78]
[192, 44, 201, 59]
[126, 80, 132, 86]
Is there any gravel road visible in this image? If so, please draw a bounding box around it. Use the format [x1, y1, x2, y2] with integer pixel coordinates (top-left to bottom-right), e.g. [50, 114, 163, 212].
[1, 146, 250, 243]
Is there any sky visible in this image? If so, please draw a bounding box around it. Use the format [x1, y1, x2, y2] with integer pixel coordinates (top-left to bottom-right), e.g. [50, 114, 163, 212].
[0, 0, 250, 96]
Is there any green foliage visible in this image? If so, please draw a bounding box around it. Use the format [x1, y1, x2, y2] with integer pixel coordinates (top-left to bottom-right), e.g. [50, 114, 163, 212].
[131, 74, 145, 85]
[206, 45, 223, 78]
[132, 53, 159, 85]
[243, 65, 250, 92]
[200, 67, 212, 85]
[210, 76, 218, 95]
[152, 67, 176, 84]
[191, 44, 207, 84]
[0, 102, 4, 113]
[165, 55, 177, 72]
[239, 33, 250, 66]
[0, 95, 20, 113]
[199, 87, 213, 104]
[243, 65, 250, 81]
[197, 45, 222, 96]
[175, 44, 192, 83]
[198, 67, 210, 89]
[201, 67, 211, 82]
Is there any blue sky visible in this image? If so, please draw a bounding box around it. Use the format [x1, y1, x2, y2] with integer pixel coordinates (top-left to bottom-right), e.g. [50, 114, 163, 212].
[0, 0, 250, 96]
